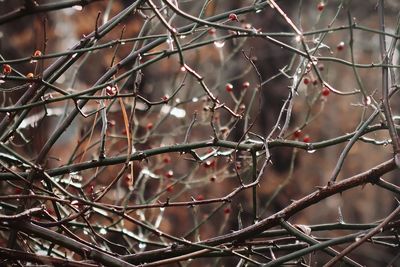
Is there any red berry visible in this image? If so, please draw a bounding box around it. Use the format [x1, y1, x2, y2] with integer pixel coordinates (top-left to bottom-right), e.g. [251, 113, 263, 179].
[317, 2, 325, 11]
[242, 81, 250, 89]
[106, 85, 117, 96]
[224, 207, 231, 214]
[322, 87, 330, 96]
[14, 187, 22, 194]
[203, 160, 215, 168]
[125, 174, 132, 183]
[161, 95, 169, 101]
[165, 170, 174, 178]
[196, 194, 204, 201]
[146, 122, 154, 130]
[208, 28, 216, 35]
[235, 162, 241, 170]
[166, 184, 173, 192]
[303, 77, 310, 85]
[162, 155, 171, 164]
[2, 64, 11, 74]
[33, 50, 42, 57]
[87, 184, 94, 194]
[228, 13, 238, 21]
[293, 130, 302, 138]
[303, 135, 311, 143]
[108, 120, 116, 127]
[225, 83, 233, 92]
[337, 41, 345, 51]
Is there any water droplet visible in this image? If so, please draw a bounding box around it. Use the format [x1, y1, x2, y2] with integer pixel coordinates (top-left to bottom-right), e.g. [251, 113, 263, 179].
[364, 96, 371, 105]
[139, 242, 147, 249]
[160, 207, 165, 212]
[99, 228, 107, 235]
[383, 141, 389, 146]
[214, 41, 225, 48]
[307, 149, 316, 154]
[30, 59, 37, 64]
[121, 41, 126, 45]
[192, 97, 198, 103]
[355, 236, 361, 242]
[69, 171, 82, 182]
[72, 53, 78, 58]
[0, 79, 4, 84]
[83, 229, 89, 235]
[179, 35, 186, 39]
[73, 5, 83, 11]
[255, 8, 263, 13]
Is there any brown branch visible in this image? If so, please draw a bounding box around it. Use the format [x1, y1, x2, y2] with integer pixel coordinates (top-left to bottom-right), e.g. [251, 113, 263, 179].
[122, 158, 396, 264]
[0, 0, 102, 25]
[324, 204, 400, 266]
[0, 247, 97, 267]
[5, 221, 136, 267]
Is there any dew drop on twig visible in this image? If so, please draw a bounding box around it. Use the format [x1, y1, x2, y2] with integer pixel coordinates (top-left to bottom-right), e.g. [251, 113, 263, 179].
[72, 5, 83, 11]
[214, 41, 225, 48]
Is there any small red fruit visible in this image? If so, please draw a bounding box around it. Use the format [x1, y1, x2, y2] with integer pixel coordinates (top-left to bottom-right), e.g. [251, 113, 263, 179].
[146, 122, 154, 130]
[224, 207, 231, 214]
[303, 77, 310, 85]
[106, 85, 117, 96]
[317, 2, 325, 11]
[203, 160, 215, 168]
[2, 64, 11, 74]
[108, 120, 116, 127]
[14, 187, 22, 194]
[303, 135, 311, 143]
[162, 155, 171, 164]
[235, 162, 241, 170]
[322, 87, 330, 96]
[242, 81, 250, 89]
[293, 130, 302, 139]
[196, 194, 204, 201]
[87, 184, 94, 194]
[125, 174, 132, 183]
[228, 13, 238, 21]
[165, 170, 174, 178]
[225, 83, 233, 92]
[161, 95, 169, 101]
[337, 41, 345, 51]
[166, 184, 174, 192]
[33, 50, 42, 57]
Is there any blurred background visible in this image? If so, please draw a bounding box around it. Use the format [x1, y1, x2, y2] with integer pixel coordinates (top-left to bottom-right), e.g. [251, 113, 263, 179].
[1, 0, 400, 265]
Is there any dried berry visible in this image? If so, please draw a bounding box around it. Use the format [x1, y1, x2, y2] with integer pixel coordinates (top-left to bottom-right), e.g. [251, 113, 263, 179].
[225, 83, 233, 92]
[2, 64, 11, 74]
[228, 13, 238, 21]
